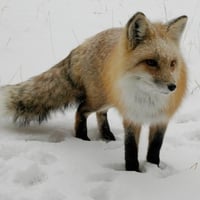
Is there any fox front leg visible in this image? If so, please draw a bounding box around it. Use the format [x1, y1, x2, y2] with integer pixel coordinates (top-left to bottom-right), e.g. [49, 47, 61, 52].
[147, 124, 167, 166]
[123, 120, 141, 172]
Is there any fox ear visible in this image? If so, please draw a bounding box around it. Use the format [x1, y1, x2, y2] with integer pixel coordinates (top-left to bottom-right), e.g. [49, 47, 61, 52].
[126, 12, 150, 50]
[166, 16, 188, 42]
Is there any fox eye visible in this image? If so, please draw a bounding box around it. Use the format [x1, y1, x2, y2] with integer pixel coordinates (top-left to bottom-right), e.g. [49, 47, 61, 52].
[145, 59, 158, 68]
[170, 60, 176, 69]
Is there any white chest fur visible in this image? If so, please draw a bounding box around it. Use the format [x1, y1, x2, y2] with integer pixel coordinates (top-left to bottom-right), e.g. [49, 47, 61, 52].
[118, 75, 170, 124]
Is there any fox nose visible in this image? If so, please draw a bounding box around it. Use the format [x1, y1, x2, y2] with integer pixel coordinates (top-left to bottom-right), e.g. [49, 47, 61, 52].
[167, 83, 176, 92]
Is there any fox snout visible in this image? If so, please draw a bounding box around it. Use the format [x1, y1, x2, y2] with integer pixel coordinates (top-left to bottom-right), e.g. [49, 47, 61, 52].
[153, 79, 177, 94]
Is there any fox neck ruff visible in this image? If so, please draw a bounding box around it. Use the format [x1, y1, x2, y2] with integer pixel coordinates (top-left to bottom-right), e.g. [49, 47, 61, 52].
[117, 75, 170, 124]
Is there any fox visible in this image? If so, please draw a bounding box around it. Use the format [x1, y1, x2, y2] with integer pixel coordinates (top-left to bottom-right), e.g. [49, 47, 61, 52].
[0, 12, 188, 171]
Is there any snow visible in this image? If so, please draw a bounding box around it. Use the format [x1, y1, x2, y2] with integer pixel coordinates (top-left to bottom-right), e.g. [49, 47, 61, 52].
[0, 0, 200, 199]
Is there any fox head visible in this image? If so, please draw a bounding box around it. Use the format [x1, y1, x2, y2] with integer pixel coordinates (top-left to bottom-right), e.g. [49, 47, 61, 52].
[119, 12, 188, 95]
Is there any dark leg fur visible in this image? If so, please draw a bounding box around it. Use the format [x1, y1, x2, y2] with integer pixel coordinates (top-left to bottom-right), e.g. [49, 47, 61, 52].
[125, 133, 139, 171]
[75, 103, 91, 141]
[96, 111, 115, 141]
[123, 121, 141, 172]
[147, 124, 167, 166]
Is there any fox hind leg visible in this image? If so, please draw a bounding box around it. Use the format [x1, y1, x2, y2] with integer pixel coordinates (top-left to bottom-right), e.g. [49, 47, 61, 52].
[75, 102, 92, 141]
[96, 111, 115, 141]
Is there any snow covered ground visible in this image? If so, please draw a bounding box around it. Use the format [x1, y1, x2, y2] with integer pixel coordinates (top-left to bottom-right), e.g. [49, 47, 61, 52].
[0, 0, 200, 199]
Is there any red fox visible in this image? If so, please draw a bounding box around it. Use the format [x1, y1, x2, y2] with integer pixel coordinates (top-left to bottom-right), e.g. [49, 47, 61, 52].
[0, 12, 187, 171]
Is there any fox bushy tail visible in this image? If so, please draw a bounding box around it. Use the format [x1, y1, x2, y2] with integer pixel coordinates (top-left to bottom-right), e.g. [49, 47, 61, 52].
[0, 55, 84, 125]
